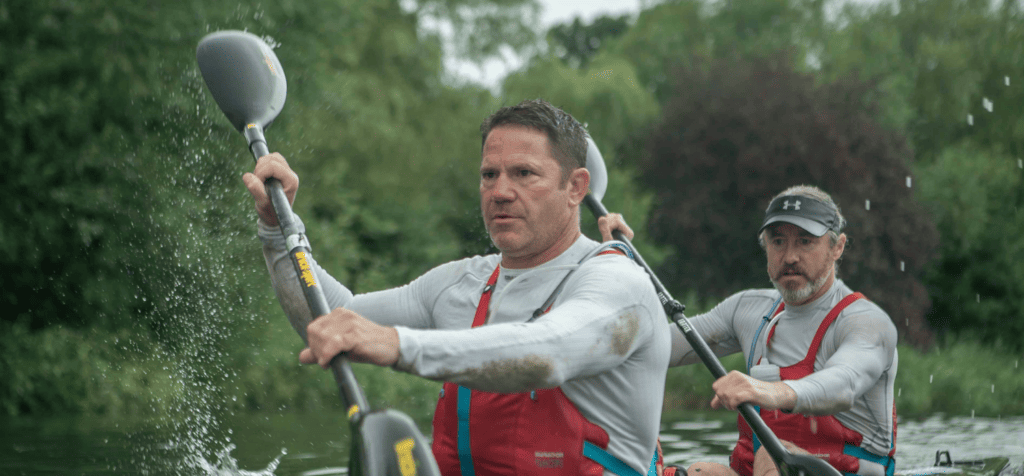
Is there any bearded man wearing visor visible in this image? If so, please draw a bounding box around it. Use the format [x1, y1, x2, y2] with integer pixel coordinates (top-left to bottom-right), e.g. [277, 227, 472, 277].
[602, 184, 898, 476]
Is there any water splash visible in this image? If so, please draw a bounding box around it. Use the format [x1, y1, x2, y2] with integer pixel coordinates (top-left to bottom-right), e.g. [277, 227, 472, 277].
[121, 46, 272, 476]
[194, 443, 286, 476]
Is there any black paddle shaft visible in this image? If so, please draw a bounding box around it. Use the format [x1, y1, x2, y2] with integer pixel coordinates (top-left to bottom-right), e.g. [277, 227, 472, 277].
[583, 194, 838, 476]
[246, 124, 370, 416]
[198, 31, 442, 475]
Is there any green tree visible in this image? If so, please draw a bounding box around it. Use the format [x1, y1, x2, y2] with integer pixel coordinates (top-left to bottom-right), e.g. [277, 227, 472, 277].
[638, 55, 939, 348]
[0, 0, 262, 418]
[820, 0, 1024, 161]
[916, 143, 1024, 350]
[547, 15, 631, 69]
[820, 0, 1024, 349]
[606, 0, 828, 102]
[0, 0, 540, 417]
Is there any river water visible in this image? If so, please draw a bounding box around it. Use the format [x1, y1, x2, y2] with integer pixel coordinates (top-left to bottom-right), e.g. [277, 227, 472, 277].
[2, 411, 1022, 475]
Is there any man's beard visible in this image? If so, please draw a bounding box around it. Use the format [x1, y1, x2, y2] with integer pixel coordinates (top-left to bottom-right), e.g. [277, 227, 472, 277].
[772, 269, 832, 304]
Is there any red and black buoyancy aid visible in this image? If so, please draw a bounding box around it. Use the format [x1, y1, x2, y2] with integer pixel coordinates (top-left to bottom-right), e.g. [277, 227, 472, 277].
[431, 252, 661, 476]
[730, 292, 897, 476]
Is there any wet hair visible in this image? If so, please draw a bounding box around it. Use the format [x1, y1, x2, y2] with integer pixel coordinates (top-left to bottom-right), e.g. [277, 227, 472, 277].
[758, 185, 847, 249]
[479, 99, 588, 182]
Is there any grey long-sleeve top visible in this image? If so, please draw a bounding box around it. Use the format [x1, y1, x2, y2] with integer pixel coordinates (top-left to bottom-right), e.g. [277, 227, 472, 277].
[259, 218, 670, 475]
[668, 279, 898, 463]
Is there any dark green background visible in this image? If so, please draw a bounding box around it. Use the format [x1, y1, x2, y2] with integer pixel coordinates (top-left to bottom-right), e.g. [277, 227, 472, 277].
[1, 0, 1021, 421]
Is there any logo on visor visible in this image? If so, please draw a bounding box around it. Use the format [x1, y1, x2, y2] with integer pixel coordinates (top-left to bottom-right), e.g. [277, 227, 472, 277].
[783, 200, 801, 210]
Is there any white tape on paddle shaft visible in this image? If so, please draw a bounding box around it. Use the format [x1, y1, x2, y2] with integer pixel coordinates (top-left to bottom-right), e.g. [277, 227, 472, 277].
[286, 233, 310, 252]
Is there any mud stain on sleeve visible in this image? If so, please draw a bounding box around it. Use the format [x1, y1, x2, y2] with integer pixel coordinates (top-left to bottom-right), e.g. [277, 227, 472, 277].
[610, 312, 640, 356]
[435, 354, 555, 393]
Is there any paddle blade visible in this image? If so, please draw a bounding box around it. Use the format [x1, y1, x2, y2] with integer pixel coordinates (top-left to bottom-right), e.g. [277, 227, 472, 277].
[196, 30, 286, 132]
[352, 409, 441, 476]
[586, 137, 608, 201]
[779, 452, 843, 476]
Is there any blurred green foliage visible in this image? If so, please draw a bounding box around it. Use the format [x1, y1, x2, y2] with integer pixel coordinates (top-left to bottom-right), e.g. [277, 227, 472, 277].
[816, 0, 1024, 350]
[0, 321, 177, 417]
[1, 0, 1022, 424]
[0, 0, 533, 419]
[892, 339, 1024, 418]
[637, 52, 939, 348]
[916, 144, 1024, 348]
[546, 15, 630, 69]
[663, 339, 1024, 418]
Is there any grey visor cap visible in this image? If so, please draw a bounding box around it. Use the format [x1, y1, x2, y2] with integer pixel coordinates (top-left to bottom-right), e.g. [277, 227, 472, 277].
[760, 215, 829, 236]
[758, 195, 840, 237]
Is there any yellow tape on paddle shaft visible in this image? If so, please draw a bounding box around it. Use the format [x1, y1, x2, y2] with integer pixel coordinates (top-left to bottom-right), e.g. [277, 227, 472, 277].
[294, 251, 317, 288]
[395, 438, 417, 476]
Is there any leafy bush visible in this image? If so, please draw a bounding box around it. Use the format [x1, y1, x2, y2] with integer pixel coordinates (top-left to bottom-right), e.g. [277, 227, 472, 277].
[0, 321, 176, 417]
[638, 54, 938, 348]
[915, 143, 1024, 351]
[894, 339, 1024, 418]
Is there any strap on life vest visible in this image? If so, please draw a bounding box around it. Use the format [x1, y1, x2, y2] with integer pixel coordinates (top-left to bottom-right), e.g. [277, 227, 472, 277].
[583, 442, 653, 476]
[843, 444, 896, 476]
[741, 292, 896, 475]
[470, 265, 500, 328]
[456, 265, 501, 476]
[764, 292, 865, 370]
[529, 241, 631, 322]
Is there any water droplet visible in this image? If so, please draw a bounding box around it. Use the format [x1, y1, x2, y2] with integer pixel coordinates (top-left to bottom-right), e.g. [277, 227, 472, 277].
[991, 384, 995, 393]
[967, 114, 974, 125]
[898, 388, 902, 397]
[977, 293, 981, 303]
[971, 409, 975, 418]
[906, 176, 912, 188]
[865, 200, 871, 211]
[1018, 159, 1022, 169]
[983, 97, 993, 112]
[929, 374, 934, 383]
[1006, 76, 1010, 86]
[900, 261, 905, 272]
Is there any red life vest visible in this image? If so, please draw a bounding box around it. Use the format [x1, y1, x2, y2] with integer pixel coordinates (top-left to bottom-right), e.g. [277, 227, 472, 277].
[431, 257, 659, 476]
[730, 292, 897, 476]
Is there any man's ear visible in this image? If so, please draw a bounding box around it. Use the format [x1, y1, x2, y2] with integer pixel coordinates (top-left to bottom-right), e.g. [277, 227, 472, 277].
[567, 168, 590, 206]
[832, 233, 848, 260]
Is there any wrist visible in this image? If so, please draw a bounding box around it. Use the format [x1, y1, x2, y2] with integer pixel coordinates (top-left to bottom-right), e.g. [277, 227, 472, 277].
[756, 379, 797, 411]
[772, 381, 798, 410]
